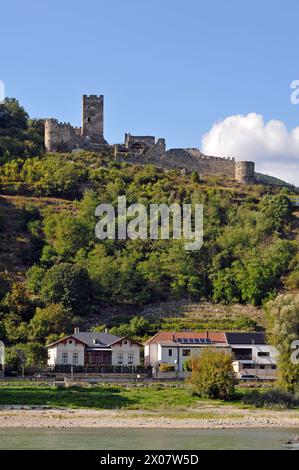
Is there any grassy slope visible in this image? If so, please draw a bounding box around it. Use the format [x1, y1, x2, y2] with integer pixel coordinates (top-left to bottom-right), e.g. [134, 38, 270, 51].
[0, 194, 78, 279]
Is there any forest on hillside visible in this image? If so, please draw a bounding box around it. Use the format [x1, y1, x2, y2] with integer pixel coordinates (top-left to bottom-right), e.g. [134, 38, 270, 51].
[0, 98, 299, 366]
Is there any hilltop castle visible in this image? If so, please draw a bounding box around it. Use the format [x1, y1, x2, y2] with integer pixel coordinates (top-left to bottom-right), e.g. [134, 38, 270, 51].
[44, 95, 255, 184]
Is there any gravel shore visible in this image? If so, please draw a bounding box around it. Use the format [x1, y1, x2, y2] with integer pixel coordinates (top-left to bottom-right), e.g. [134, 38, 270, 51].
[0, 406, 298, 429]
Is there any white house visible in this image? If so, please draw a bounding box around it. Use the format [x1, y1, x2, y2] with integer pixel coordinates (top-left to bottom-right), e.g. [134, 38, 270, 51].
[46, 330, 141, 369]
[144, 331, 279, 380]
[144, 331, 228, 372]
[226, 332, 278, 380]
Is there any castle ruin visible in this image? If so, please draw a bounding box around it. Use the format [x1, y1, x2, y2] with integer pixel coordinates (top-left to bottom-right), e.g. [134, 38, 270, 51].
[44, 95, 255, 184]
[45, 95, 107, 152]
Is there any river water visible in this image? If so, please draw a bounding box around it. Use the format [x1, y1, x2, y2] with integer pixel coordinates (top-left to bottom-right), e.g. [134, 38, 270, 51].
[0, 428, 298, 450]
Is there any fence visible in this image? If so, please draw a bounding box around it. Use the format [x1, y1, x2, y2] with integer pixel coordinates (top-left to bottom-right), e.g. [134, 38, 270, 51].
[48, 365, 146, 374]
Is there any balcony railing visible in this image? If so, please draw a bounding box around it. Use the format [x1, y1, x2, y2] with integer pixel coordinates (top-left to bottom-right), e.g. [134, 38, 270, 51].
[233, 355, 253, 361]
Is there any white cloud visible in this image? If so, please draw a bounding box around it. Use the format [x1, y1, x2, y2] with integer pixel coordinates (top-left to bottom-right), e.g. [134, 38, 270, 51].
[201, 113, 299, 186]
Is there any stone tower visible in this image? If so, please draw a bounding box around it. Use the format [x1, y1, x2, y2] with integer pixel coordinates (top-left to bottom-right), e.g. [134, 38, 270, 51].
[82, 94, 106, 143]
[235, 161, 255, 184]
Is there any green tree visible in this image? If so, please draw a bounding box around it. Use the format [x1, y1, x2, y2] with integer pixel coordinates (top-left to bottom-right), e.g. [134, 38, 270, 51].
[29, 303, 74, 343]
[260, 194, 293, 233]
[2, 313, 28, 344]
[264, 294, 299, 393]
[0, 98, 28, 134]
[18, 342, 48, 367]
[189, 348, 235, 400]
[26, 265, 46, 294]
[43, 213, 90, 260]
[40, 263, 93, 315]
[4, 346, 23, 369]
[109, 316, 150, 339]
[3, 283, 34, 322]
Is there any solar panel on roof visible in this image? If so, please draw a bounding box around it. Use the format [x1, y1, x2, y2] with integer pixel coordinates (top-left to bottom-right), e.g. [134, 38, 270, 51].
[182, 338, 188, 343]
[177, 338, 183, 343]
[189, 338, 195, 343]
[194, 338, 200, 343]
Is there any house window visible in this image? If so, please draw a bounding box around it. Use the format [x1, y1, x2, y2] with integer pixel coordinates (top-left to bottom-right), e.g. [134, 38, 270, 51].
[117, 353, 123, 365]
[271, 365, 277, 370]
[73, 353, 78, 365]
[257, 352, 270, 357]
[128, 353, 134, 364]
[168, 349, 173, 357]
[259, 365, 265, 369]
[182, 349, 190, 357]
[62, 353, 68, 364]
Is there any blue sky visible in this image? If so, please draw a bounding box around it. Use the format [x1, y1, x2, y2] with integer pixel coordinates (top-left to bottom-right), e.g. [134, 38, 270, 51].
[1, 0, 299, 183]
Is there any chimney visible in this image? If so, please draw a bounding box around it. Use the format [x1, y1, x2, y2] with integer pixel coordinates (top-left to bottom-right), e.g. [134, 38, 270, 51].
[105, 328, 108, 334]
[172, 334, 176, 342]
[206, 330, 209, 339]
[74, 327, 79, 334]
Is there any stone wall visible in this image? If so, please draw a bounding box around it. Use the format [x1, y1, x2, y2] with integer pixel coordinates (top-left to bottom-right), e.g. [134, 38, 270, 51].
[45, 119, 82, 152]
[235, 161, 255, 183]
[144, 138, 166, 160]
[82, 95, 106, 143]
[125, 134, 156, 151]
[157, 148, 236, 177]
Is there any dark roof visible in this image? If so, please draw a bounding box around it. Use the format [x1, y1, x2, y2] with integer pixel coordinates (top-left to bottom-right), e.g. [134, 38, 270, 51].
[46, 334, 88, 348]
[225, 332, 266, 345]
[109, 336, 142, 347]
[73, 332, 120, 348]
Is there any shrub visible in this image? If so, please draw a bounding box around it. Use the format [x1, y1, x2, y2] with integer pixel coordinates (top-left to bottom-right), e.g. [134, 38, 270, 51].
[188, 348, 235, 400]
[241, 389, 298, 409]
[159, 363, 175, 372]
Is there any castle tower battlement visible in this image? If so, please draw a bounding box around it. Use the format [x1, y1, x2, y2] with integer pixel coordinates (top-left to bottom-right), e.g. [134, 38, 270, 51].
[82, 94, 106, 143]
[45, 118, 82, 152]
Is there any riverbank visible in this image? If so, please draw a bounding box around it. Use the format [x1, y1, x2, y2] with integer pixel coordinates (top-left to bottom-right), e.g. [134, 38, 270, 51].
[0, 406, 298, 429]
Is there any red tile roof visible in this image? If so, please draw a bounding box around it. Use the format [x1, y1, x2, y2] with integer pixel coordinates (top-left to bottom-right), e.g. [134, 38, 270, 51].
[145, 331, 226, 345]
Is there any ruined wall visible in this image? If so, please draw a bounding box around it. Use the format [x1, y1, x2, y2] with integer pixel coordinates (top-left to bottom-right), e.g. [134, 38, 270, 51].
[144, 138, 166, 160]
[125, 134, 156, 150]
[157, 148, 236, 177]
[44, 119, 82, 152]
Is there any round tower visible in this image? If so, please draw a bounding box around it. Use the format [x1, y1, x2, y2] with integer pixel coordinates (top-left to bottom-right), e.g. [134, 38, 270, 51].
[235, 161, 255, 184]
[44, 119, 60, 152]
